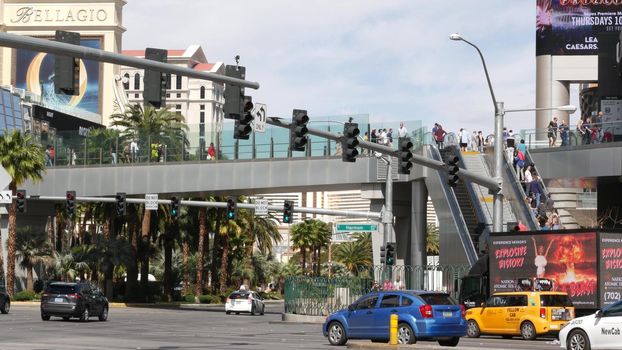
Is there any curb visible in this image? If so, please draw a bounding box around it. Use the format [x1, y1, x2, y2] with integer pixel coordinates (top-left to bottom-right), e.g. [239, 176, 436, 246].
[281, 313, 325, 324]
[346, 342, 509, 350]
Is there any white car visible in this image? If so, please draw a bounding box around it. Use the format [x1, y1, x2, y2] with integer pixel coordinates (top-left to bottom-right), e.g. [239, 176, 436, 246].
[559, 300, 622, 350]
[225, 291, 265, 315]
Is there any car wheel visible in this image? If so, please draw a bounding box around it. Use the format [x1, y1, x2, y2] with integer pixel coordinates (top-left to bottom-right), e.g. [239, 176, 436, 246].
[520, 321, 536, 340]
[226, 311, 231, 315]
[438, 337, 460, 347]
[80, 306, 90, 322]
[41, 313, 50, 321]
[62, 317, 70, 321]
[467, 320, 481, 338]
[327, 321, 347, 346]
[98, 306, 108, 321]
[1, 300, 9, 314]
[568, 329, 591, 350]
[397, 322, 416, 345]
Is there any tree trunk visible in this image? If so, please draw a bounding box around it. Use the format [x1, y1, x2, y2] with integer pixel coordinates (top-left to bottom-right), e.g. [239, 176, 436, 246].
[55, 208, 64, 252]
[80, 206, 92, 245]
[163, 224, 174, 302]
[125, 205, 139, 302]
[195, 207, 206, 301]
[182, 240, 189, 296]
[6, 182, 17, 296]
[26, 265, 34, 291]
[140, 209, 151, 302]
[0, 220, 4, 288]
[218, 233, 229, 295]
[300, 247, 306, 275]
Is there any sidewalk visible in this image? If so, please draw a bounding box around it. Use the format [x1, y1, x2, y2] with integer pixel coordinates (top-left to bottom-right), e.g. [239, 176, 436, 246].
[346, 342, 510, 350]
[13, 299, 284, 310]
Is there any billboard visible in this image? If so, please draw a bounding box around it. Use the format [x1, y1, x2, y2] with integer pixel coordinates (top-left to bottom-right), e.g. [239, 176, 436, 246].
[599, 232, 622, 307]
[490, 232, 598, 308]
[14, 38, 101, 115]
[536, 0, 622, 56]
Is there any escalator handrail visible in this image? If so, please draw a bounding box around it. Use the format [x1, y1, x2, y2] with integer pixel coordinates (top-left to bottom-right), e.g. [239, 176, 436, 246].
[501, 151, 539, 230]
[427, 145, 478, 266]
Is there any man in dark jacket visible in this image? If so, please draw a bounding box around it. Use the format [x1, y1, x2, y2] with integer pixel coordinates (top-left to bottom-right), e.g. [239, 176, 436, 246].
[529, 175, 543, 207]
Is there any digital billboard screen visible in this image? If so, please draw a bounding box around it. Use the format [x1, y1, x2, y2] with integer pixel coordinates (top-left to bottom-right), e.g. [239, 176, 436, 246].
[599, 232, 622, 307]
[490, 232, 598, 308]
[536, 0, 622, 56]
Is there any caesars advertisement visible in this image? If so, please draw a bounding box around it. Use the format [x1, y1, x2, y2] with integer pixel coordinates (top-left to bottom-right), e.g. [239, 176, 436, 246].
[14, 38, 101, 115]
[536, 0, 622, 56]
[491, 232, 598, 308]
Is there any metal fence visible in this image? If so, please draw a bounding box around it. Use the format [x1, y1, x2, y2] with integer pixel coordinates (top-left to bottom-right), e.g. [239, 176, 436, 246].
[283, 265, 470, 316]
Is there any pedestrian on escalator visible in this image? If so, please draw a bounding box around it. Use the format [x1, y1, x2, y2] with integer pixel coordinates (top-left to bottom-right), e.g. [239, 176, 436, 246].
[529, 174, 543, 208]
[477, 131, 484, 153]
[433, 124, 447, 149]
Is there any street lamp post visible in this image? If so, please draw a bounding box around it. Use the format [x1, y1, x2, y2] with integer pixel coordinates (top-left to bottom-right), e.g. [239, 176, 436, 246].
[450, 33, 577, 232]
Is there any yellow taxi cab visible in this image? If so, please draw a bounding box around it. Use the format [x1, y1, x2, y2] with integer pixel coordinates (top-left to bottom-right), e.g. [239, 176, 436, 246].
[465, 290, 575, 340]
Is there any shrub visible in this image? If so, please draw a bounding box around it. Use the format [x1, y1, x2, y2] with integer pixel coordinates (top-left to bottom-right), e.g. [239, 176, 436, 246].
[184, 294, 195, 303]
[13, 290, 36, 301]
[198, 294, 221, 304]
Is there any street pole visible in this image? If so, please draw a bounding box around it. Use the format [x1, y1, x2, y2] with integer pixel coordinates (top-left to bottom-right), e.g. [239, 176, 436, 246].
[493, 102, 505, 233]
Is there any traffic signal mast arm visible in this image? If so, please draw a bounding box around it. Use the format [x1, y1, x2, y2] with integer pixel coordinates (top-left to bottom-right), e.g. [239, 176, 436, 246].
[266, 117, 501, 192]
[24, 196, 382, 220]
[0, 32, 259, 89]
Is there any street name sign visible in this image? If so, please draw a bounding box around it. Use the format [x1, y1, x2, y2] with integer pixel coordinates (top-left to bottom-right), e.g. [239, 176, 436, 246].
[0, 190, 12, 204]
[253, 103, 266, 133]
[335, 223, 379, 233]
[145, 194, 158, 210]
[255, 198, 268, 215]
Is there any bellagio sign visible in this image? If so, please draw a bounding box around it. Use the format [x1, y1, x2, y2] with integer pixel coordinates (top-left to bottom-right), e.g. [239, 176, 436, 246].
[7, 5, 112, 25]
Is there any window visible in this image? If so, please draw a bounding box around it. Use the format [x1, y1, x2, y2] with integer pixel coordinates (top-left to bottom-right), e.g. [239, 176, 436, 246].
[134, 73, 140, 90]
[400, 296, 413, 307]
[380, 294, 400, 308]
[200, 104, 205, 110]
[46, 284, 76, 294]
[134, 94, 139, 98]
[506, 295, 527, 307]
[540, 295, 573, 307]
[123, 73, 129, 90]
[354, 296, 378, 310]
[419, 293, 455, 306]
[176, 93, 181, 98]
[200, 86, 206, 99]
[604, 301, 622, 317]
[176, 74, 182, 89]
[165, 74, 171, 89]
[166, 93, 170, 98]
[175, 104, 182, 110]
[200, 112, 205, 124]
[487, 296, 508, 307]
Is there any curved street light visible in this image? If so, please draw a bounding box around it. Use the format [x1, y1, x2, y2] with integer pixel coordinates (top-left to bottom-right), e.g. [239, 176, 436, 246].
[450, 33, 576, 233]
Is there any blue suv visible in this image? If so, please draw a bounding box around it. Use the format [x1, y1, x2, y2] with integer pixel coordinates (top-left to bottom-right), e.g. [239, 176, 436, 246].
[323, 290, 467, 346]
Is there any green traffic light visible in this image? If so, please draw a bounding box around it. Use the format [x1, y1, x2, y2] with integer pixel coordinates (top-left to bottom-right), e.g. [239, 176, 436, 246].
[228, 212, 233, 219]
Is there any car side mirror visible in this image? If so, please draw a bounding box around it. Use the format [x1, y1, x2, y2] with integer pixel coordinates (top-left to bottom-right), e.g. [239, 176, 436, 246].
[480, 302, 486, 308]
[596, 310, 603, 318]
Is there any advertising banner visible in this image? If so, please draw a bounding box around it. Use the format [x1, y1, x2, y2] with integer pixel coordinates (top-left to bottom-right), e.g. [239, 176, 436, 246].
[599, 232, 622, 307]
[15, 38, 101, 115]
[490, 232, 598, 308]
[536, 0, 622, 56]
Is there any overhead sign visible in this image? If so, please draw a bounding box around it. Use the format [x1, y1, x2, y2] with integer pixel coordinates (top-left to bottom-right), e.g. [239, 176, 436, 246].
[335, 223, 379, 233]
[0, 190, 12, 204]
[145, 194, 158, 210]
[255, 198, 268, 216]
[253, 103, 266, 133]
[0, 166, 11, 189]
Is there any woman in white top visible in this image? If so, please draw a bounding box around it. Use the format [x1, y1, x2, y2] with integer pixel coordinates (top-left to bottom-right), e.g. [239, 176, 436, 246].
[531, 236, 555, 278]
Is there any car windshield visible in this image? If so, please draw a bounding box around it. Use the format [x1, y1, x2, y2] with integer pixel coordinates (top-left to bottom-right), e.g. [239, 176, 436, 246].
[46, 284, 77, 294]
[540, 294, 573, 307]
[418, 293, 455, 305]
[229, 292, 250, 299]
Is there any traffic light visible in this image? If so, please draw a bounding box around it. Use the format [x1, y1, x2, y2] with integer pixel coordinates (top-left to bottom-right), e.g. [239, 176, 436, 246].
[397, 137, 413, 174]
[224, 65, 245, 119]
[380, 245, 386, 263]
[115, 192, 126, 217]
[385, 242, 395, 266]
[170, 196, 180, 217]
[234, 97, 253, 140]
[447, 155, 460, 188]
[143, 48, 168, 108]
[342, 123, 360, 162]
[290, 109, 309, 152]
[283, 200, 294, 224]
[226, 196, 237, 220]
[16, 189, 26, 214]
[66, 191, 76, 216]
[54, 30, 80, 95]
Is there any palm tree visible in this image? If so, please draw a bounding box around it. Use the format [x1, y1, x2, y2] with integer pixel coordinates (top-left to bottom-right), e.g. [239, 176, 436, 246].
[52, 251, 78, 282]
[0, 130, 46, 295]
[195, 207, 207, 299]
[333, 233, 372, 274]
[427, 223, 440, 255]
[15, 227, 52, 290]
[290, 221, 313, 274]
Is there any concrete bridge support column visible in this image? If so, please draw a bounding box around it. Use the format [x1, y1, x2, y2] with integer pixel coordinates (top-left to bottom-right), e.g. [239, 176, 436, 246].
[536, 55, 571, 142]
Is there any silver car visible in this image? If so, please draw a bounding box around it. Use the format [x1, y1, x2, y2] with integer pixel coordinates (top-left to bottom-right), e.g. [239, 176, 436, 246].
[225, 291, 265, 315]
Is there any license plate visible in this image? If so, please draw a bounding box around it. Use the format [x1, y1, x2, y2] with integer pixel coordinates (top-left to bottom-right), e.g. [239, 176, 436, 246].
[443, 311, 453, 317]
[54, 297, 63, 303]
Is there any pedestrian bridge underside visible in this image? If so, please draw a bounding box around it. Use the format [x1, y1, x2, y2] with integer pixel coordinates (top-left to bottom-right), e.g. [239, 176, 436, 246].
[529, 143, 622, 179]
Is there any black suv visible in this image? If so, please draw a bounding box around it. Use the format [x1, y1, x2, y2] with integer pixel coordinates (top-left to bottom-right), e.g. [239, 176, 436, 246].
[40, 282, 108, 321]
[0, 290, 9, 314]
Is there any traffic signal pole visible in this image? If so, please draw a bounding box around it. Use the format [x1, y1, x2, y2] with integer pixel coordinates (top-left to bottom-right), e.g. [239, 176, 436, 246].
[24, 196, 382, 220]
[266, 117, 501, 192]
[0, 32, 259, 89]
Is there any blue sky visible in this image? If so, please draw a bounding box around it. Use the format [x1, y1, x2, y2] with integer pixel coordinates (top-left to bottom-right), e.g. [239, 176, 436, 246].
[122, 1, 573, 135]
